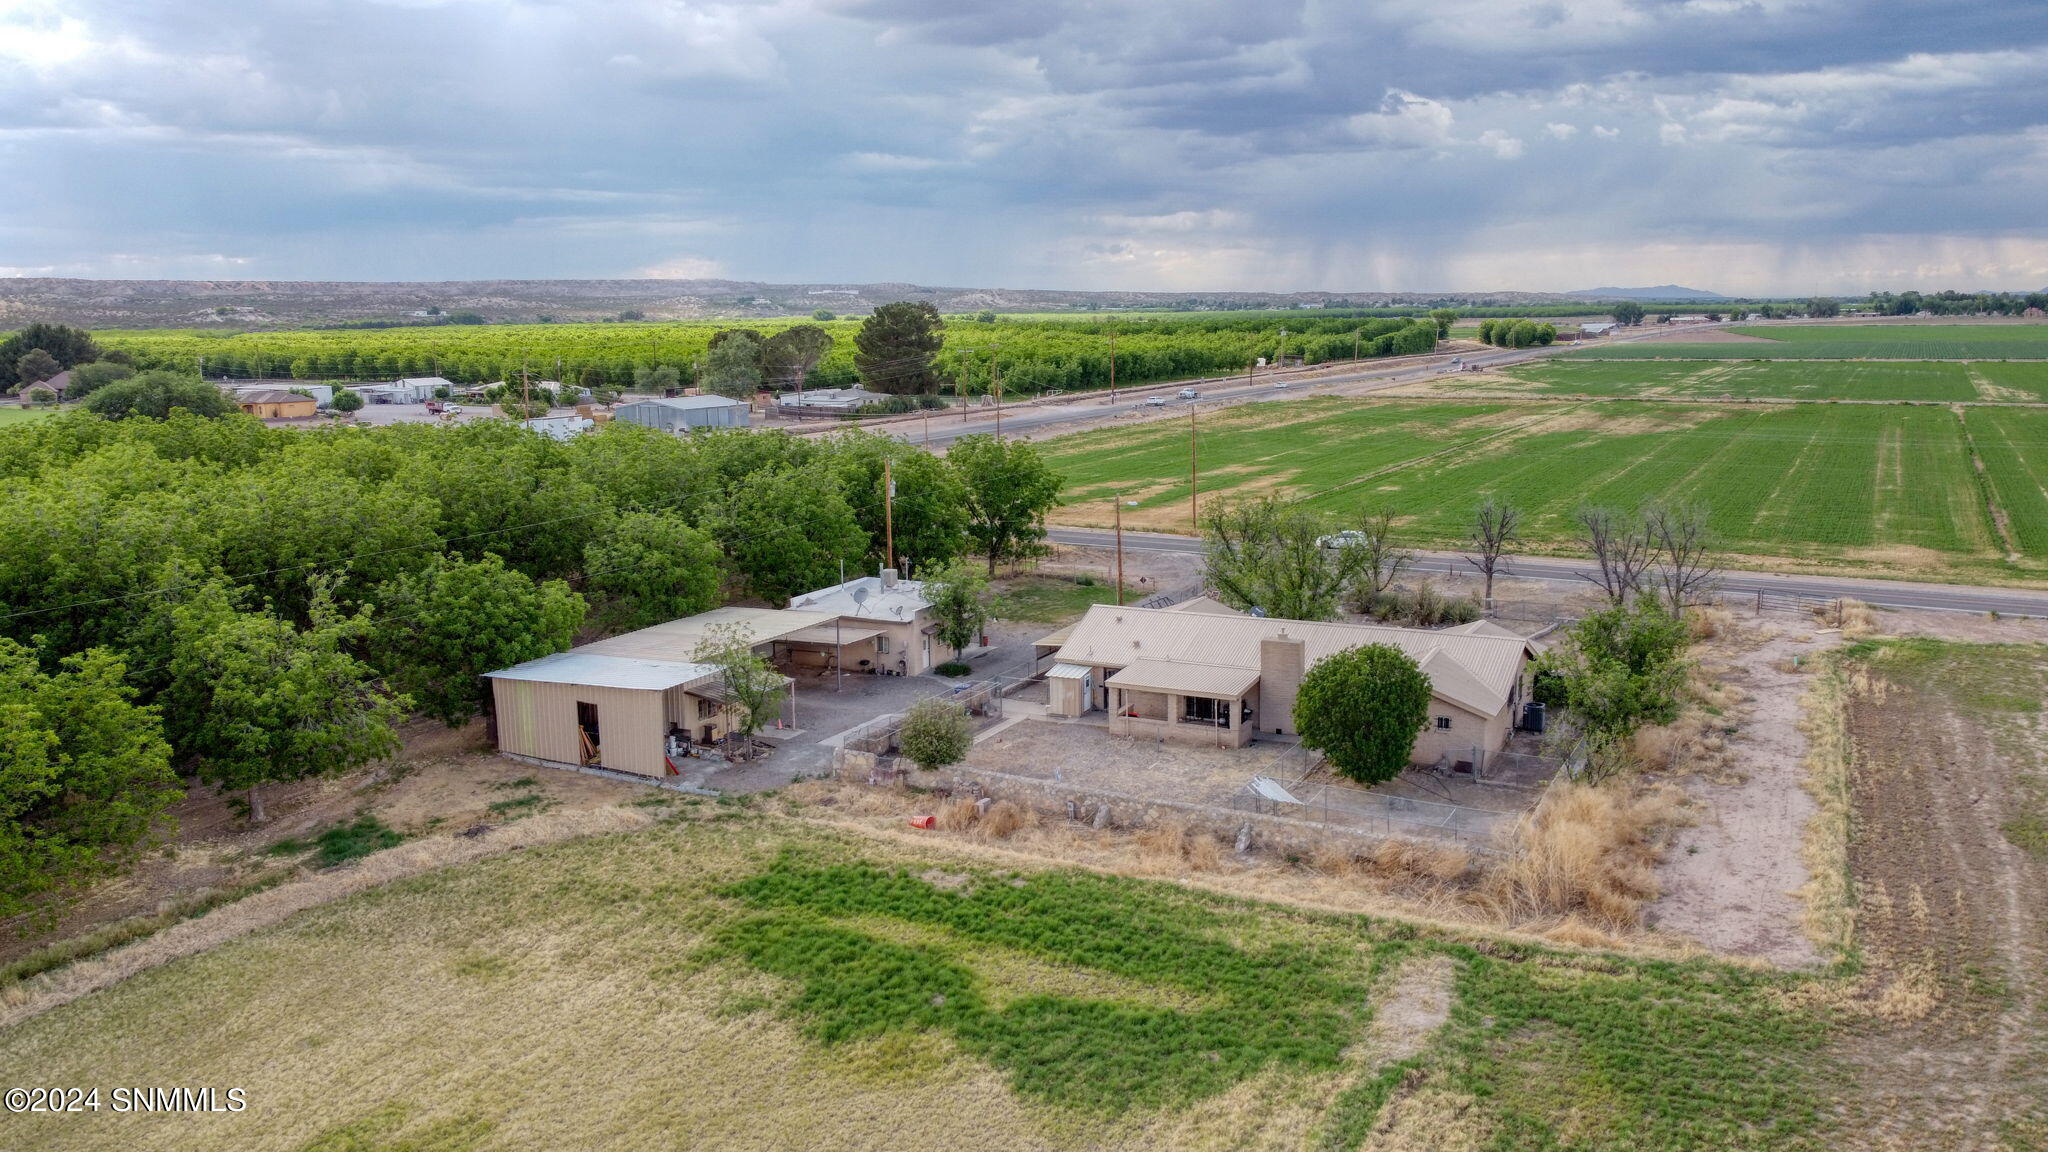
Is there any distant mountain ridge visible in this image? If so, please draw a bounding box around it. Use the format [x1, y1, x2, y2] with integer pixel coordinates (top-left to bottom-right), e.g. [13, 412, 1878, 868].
[1567, 285, 1728, 301]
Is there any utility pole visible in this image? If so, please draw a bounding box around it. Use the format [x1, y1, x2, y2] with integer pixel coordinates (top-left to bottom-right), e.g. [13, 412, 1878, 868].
[991, 354, 1003, 441]
[1114, 492, 1126, 606]
[883, 457, 895, 572]
[1188, 400, 1199, 530]
[1354, 329, 1362, 360]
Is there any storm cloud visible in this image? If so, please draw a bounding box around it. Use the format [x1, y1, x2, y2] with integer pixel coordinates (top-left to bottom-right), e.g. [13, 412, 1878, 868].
[1, 0, 2043, 293]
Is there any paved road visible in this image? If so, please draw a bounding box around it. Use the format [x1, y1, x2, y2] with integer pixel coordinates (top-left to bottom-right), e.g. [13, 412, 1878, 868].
[1046, 527, 2048, 618]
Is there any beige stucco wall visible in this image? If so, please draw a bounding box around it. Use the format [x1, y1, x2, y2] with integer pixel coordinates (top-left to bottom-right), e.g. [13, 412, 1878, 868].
[1410, 699, 1507, 766]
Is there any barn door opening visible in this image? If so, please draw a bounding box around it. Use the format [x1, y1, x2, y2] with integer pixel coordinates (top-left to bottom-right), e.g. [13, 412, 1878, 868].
[576, 701, 602, 765]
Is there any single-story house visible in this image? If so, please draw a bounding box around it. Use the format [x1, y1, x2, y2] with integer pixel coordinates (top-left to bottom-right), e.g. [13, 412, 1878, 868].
[1038, 602, 1541, 764]
[776, 387, 881, 413]
[236, 389, 319, 419]
[1579, 322, 1618, 336]
[614, 395, 750, 433]
[235, 382, 332, 407]
[788, 568, 943, 675]
[16, 370, 68, 402]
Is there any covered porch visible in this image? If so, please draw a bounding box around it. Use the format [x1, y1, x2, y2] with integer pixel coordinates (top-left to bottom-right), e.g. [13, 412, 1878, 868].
[1105, 659, 1260, 748]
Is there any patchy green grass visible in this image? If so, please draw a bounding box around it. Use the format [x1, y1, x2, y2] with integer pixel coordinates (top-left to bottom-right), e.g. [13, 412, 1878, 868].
[0, 407, 57, 425]
[1490, 360, 1980, 401]
[0, 816, 1849, 1152]
[989, 573, 1134, 623]
[1044, 398, 2038, 579]
[1567, 324, 2048, 359]
[266, 813, 404, 868]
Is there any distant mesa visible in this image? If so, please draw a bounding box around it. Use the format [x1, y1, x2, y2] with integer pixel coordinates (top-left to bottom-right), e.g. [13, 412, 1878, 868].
[1567, 285, 1727, 301]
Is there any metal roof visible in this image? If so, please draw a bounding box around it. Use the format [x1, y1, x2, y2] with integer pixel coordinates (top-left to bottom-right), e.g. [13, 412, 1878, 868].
[1049, 604, 1535, 717]
[788, 575, 931, 619]
[484, 652, 716, 691]
[579, 606, 838, 661]
[1046, 662, 1094, 679]
[1105, 657, 1260, 699]
[778, 623, 887, 646]
[620, 395, 747, 412]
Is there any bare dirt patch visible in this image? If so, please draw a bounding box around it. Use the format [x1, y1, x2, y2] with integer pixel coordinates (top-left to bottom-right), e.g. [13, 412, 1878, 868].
[1826, 641, 2048, 1148]
[1650, 622, 1831, 967]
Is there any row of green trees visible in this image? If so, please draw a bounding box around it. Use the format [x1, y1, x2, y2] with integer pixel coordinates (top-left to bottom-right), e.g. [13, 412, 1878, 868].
[1474, 319, 1558, 348]
[0, 394, 1061, 917]
[85, 310, 1440, 399]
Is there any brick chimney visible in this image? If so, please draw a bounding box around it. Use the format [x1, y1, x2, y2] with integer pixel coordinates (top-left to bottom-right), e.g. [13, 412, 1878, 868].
[1258, 633, 1305, 736]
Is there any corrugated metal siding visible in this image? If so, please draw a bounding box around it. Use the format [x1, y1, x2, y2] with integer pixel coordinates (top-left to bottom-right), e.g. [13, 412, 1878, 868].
[490, 679, 669, 776]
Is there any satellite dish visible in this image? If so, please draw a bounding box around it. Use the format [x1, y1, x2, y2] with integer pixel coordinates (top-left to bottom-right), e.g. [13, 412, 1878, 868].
[850, 586, 870, 614]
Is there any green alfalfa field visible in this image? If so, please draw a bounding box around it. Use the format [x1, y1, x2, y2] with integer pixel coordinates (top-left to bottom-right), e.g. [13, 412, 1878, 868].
[1435, 359, 2048, 403]
[1041, 396, 2048, 582]
[1562, 323, 2048, 360]
[0, 810, 1846, 1152]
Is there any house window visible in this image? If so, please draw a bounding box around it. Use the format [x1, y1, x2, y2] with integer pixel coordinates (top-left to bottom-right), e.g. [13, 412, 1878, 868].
[877, 635, 891, 654]
[1435, 716, 1453, 730]
[697, 697, 719, 719]
[1183, 697, 1227, 726]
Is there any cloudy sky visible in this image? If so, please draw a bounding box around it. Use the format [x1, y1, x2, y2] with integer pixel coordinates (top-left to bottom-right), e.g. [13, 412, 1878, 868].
[2, 0, 2045, 295]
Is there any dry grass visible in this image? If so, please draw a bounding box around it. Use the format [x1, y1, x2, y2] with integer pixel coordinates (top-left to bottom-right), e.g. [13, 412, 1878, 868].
[1686, 605, 1736, 641]
[1796, 664, 1857, 961]
[0, 805, 658, 1028]
[974, 800, 1035, 841]
[1812, 597, 1879, 638]
[1481, 782, 1684, 930]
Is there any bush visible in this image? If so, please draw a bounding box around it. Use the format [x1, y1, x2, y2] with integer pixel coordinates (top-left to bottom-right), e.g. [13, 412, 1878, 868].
[899, 698, 973, 770]
[934, 660, 973, 677]
[855, 394, 949, 416]
[331, 387, 364, 413]
[1358, 582, 1482, 627]
[1293, 643, 1432, 785]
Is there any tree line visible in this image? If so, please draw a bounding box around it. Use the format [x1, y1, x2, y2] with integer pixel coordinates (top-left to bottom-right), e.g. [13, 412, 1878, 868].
[78, 308, 1441, 400]
[0, 396, 1060, 918]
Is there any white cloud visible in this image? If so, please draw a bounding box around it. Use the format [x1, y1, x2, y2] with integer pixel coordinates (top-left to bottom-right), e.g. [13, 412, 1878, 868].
[1346, 89, 1456, 149]
[633, 255, 728, 278]
[1477, 129, 1525, 158]
[1093, 209, 1250, 232]
[1659, 121, 1689, 145]
[1545, 122, 1578, 140]
[1593, 124, 1621, 139]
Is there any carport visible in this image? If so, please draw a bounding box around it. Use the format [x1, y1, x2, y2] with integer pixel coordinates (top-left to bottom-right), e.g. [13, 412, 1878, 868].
[773, 622, 891, 679]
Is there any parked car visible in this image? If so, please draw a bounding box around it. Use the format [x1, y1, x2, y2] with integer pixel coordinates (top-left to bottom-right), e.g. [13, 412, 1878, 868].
[1316, 530, 1367, 550]
[1178, 387, 1200, 400]
[1145, 396, 1169, 407]
[1272, 381, 1290, 388]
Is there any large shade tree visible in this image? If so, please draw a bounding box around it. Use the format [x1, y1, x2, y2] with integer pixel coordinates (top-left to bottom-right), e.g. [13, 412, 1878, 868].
[949, 434, 1060, 575]
[372, 554, 586, 728]
[164, 580, 407, 823]
[1202, 495, 1355, 621]
[854, 302, 945, 395]
[584, 510, 723, 628]
[0, 323, 98, 391]
[0, 642, 180, 921]
[1293, 644, 1432, 785]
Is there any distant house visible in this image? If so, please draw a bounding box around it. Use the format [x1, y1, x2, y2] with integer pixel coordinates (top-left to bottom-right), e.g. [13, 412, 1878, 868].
[237, 389, 319, 419]
[613, 395, 750, 433]
[521, 415, 596, 441]
[776, 387, 881, 413]
[1579, 322, 1618, 336]
[1035, 603, 1542, 763]
[235, 382, 332, 407]
[19, 370, 70, 402]
[356, 377, 448, 404]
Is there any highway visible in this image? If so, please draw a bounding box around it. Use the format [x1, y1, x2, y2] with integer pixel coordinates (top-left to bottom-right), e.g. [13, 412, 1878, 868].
[1046, 527, 2048, 618]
